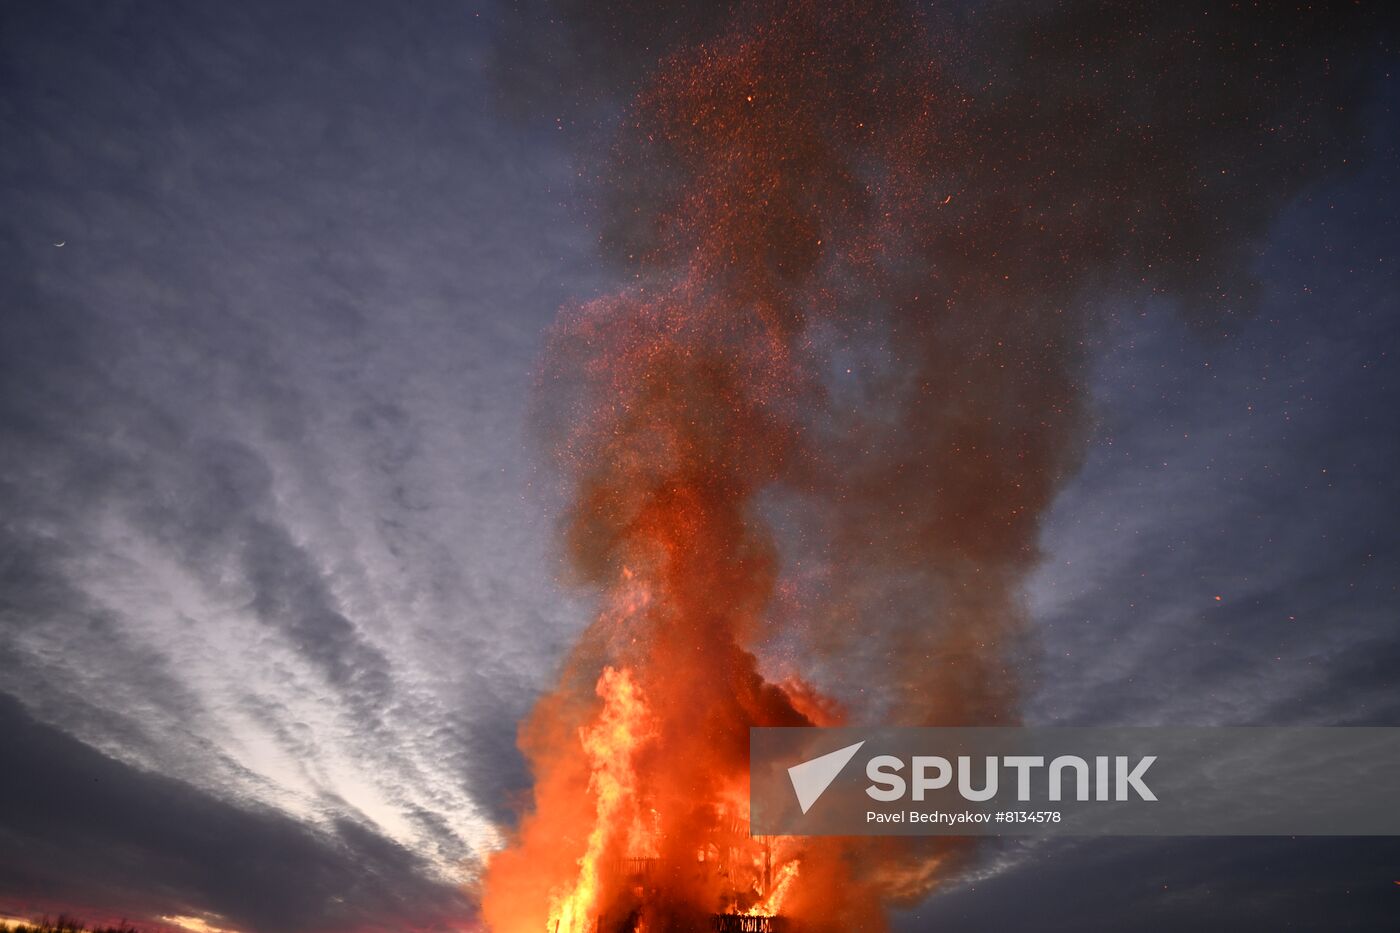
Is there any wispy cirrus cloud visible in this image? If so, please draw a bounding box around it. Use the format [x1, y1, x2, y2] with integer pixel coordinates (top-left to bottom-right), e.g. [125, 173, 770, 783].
[0, 0, 597, 923]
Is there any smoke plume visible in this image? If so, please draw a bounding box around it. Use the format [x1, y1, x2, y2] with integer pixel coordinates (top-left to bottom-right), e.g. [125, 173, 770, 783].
[481, 1, 1385, 929]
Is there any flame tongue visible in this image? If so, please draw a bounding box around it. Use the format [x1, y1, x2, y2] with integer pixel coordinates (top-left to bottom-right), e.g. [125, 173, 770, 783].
[548, 667, 652, 933]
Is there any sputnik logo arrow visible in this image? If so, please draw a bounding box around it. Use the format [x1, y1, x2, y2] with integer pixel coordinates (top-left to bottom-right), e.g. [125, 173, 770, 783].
[787, 740, 865, 814]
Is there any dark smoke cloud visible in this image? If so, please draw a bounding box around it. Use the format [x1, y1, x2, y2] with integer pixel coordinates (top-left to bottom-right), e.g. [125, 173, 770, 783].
[487, 0, 742, 118]
[805, 0, 1389, 725]
[503, 0, 1391, 729]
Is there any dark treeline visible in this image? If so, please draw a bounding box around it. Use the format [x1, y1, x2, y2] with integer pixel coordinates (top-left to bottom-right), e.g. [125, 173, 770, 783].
[2, 919, 145, 933]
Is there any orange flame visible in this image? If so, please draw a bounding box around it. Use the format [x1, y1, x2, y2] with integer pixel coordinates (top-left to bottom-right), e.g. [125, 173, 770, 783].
[547, 667, 652, 933]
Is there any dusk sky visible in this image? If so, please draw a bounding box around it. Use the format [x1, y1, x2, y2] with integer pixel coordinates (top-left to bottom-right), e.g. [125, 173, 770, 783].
[2, 2, 1397, 932]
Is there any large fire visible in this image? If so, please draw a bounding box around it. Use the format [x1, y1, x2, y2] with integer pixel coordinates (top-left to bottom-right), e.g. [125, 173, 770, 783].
[480, 0, 1369, 928]
[482, 4, 970, 929]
